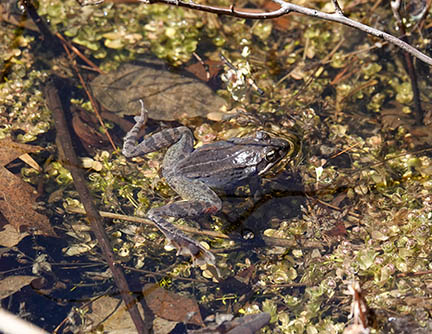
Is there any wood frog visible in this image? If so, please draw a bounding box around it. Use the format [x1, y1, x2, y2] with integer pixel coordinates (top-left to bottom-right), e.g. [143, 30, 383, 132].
[122, 102, 294, 266]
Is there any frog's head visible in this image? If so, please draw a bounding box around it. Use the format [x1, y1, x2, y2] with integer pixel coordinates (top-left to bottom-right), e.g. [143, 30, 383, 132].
[254, 131, 298, 176]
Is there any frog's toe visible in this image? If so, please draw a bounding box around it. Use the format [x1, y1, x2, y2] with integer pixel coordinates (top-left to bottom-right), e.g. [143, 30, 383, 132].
[133, 113, 148, 125]
[189, 246, 216, 267]
[166, 236, 215, 266]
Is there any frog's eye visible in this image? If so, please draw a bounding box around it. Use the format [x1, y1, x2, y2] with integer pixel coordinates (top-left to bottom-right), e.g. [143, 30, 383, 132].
[256, 131, 270, 141]
[265, 150, 278, 162]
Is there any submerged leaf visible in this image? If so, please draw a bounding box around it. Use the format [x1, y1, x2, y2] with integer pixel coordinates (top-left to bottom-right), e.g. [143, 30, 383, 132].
[142, 283, 204, 326]
[90, 61, 227, 121]
[0, 138, 54, 237]
[0, 275, 37, 299]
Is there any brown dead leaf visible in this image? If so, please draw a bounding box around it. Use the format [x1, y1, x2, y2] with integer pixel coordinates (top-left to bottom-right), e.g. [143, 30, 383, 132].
[90, 61, 227, 121]
[325, 220, 348, 238]
[86, 295, 178, 334]
[0, 224, 28, 247]
[0, 137, 43, 166]
[0, 138, 54, 237]
[142, 283, 204, 327]
[153, 317, 177, 334]
[0, 167, 54, 236]
[71, 108, 111, 149]
[87, 296, 143, 334]
[0, 275, 37, 299]
[185, 60, 223, 82]
[262, 2, 292, 31]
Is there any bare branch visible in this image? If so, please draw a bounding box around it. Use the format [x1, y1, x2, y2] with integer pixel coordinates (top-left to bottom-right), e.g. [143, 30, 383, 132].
[132, 0, 432, 67]
[142, 0, 287, 19]
[271, 0, 432, 66]
[390, 0, 424, 123]
[331, 0, 344, 16]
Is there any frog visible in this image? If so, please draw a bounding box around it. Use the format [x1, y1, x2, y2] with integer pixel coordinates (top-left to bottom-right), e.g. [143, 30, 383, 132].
[122, 101, 293, 266]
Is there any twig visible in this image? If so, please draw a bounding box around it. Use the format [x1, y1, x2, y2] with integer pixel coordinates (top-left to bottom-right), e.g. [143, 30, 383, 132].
[21, 0, 63, 51]
[308, 196, 361, 220]
[126, 0, 432, 67]
[45, 78, 150, 334]
[396, 269, 432, 278]
[391, 0, 423, 124]
[331, 0, 344, 16]
[67, 207, 324, 249]
[329, 142, 361, 160]
[22, 0, 116, 149]
[69, 207, 232, 239]
[272, 0, 432, 67]
[77, 0, 432, 66]
[58, 38, 117, 150]
[55, 32, 103, 74]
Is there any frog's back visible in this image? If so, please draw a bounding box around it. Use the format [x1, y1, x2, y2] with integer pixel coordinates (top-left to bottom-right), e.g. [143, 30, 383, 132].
[173, 140, 261, 189]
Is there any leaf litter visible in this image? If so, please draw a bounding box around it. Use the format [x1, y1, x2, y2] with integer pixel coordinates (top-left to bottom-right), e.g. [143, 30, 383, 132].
[0, 138, 55, 239]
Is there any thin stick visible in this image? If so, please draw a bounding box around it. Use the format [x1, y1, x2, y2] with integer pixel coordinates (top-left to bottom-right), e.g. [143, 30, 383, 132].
[59, 40, 117, 150]
[45, 78, 150, 334]
[68, 207, 324, 249]
[55, 32, 104, 74]
[78, 0, 432, 66]
[131, 0, 432, 67]
[331, 0, 344, 15]
[391, 0, 424, 124]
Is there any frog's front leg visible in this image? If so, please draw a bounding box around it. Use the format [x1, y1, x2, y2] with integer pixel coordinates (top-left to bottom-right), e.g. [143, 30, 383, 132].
[148, 176, 222, 266]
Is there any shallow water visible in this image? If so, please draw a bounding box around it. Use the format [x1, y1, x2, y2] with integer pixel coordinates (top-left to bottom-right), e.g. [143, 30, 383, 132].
[1, 1, 432, 333]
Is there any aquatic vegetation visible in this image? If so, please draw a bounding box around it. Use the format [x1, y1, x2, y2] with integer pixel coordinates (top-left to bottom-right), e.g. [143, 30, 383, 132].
[2, 0, 432, 332]
[0, 26, 51, 142]
[38, 0, 210, 66]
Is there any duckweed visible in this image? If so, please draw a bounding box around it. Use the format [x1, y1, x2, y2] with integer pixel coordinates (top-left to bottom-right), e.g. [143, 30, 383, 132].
[3, 0, 432, 332]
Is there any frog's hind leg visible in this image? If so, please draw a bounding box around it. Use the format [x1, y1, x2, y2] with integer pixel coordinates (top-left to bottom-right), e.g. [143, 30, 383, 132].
[148, 199, 221, 266]
[123, 125, 193, 158]
[148, 177, 222, 266]
[122, 101, 194, 158]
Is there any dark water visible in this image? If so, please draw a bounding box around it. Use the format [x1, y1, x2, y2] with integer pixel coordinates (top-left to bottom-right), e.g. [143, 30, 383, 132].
[2, 1, 432, 333]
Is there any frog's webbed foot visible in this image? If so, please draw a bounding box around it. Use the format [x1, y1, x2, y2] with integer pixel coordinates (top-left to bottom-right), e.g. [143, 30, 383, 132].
[133, 99, 148, 125]
[167, 234, 216, 267]
[122, 100, 149, 158]
[148, 211, 216, 266]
